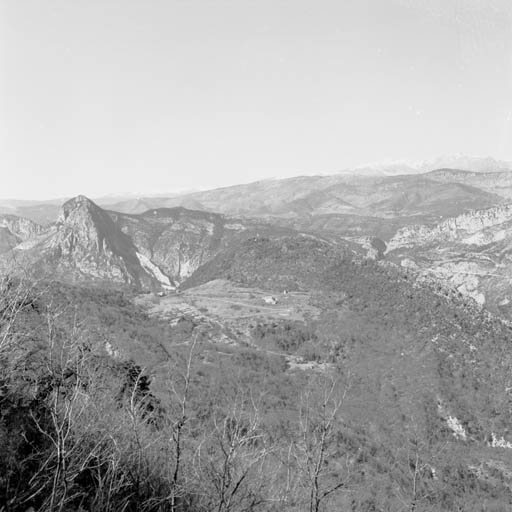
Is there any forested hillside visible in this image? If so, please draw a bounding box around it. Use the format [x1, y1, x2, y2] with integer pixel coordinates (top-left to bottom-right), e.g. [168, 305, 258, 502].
[3, 234, 512, 510]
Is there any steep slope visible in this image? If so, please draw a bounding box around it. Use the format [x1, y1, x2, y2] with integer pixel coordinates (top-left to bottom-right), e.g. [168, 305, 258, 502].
[386, 204, 512, 316]
[182, 235, 512, 475]
[0, 214, 43, 253]
[111, 207, 295, 284]
[0, 214, 44, 240]
[182, 235, 347, 291]
[1, 196, 159, 288]
[0, 227, 19, 254]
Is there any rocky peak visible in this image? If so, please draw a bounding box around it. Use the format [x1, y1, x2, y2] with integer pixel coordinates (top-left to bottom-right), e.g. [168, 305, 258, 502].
[59, 195, 103, 224]
[54, 197, 133, 260]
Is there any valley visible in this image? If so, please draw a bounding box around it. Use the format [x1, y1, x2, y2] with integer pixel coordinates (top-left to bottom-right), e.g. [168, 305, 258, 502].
[5, 163, 512, 510]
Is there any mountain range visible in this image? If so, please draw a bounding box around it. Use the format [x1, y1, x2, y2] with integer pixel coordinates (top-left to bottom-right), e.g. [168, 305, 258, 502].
[0, 195, 300, 290]
[2, 155, 511, 225]
[103, 170, 505, 223]
[350, 154, 512, 176]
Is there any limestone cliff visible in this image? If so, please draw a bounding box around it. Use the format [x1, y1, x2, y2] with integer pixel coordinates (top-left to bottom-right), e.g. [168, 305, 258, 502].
[387, 204, 512, 251]
[0, 214, 44, 253]
[1, 196, 159, 288]
[386, 204, 512, 316]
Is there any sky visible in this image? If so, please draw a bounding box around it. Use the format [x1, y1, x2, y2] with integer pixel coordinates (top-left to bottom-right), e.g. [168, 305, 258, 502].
[1, 0, 512, 199]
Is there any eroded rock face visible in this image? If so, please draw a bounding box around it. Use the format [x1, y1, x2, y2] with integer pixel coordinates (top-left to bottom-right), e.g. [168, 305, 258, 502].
[0, 196, 158, 288]
[0, 215, 44, 253]
[120, 209, 221, 281]
[112, 208, 257, 284]
[47, 196, 155, 287]
[386, 204, 512, 316]
[387, 204, 512, 250]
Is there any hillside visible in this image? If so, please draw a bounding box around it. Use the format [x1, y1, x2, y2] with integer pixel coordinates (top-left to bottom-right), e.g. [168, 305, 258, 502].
[4, 234, 512, 510]
[426, 168, 512, 199]
[181, 235, 347, 291]
[0, 199, 62, 226]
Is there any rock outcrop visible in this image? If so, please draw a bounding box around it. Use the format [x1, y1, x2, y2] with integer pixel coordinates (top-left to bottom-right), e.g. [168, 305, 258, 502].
[0, 215, 44, 253]
[386, 204, 512, 315]
[387, 204, 512, 251]
[8, 196, 160, 288]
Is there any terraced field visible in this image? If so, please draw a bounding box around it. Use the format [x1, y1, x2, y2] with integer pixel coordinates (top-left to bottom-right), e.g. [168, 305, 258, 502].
[136, 279, 318, 325]
[134, 278, 325, 369]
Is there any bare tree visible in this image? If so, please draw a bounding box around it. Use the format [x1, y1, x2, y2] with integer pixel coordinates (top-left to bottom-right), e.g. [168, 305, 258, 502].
[24, 304, 95, 511]
[293, 372, 352, 512]
[194, 391, 273, 512]
[167, 334, 200, 511]
[0, 276, 43, 356]
[394, 418, 447, 512]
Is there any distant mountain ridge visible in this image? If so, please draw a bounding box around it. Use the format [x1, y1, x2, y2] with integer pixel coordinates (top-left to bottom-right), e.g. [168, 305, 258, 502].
[424, 168, 512, 199]
[102, 172, 503, 225]
[352, 155, 512, 175]
[2, 155, 511, 225]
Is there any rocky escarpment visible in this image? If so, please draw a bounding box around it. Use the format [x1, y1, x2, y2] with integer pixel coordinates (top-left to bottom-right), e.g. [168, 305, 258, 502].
[111, 208, 229, 283]
[386, 204, 512, 315]
[111, 207, 296, 284]
[387, 204, 512, 251]
[0, 214, 44, 240]
[1, 196, 162, 289]
[49, 195, 155, 286]
[0, 215, 44, 253]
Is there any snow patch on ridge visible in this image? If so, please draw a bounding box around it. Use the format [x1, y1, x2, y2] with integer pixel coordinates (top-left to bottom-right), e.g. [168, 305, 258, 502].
[136, 252, 175, 290]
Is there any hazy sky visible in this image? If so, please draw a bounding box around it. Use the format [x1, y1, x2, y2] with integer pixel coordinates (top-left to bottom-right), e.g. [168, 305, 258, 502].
[1, 0, 512, 199]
